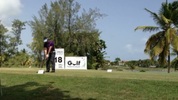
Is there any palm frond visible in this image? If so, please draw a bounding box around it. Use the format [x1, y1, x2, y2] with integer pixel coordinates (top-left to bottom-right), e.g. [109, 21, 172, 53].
[145, 35, 165, 55]
[171, 32, 178, 51]
[152, 39, 165, 56]
[144, 8, 162, 26]
[171, 1, 178, 25]
[165, 28, 176, 44]
[144, 31, 164, 52]
[159, 2, 172, 19]
[135, 26, 159, 32]
[144, 31, 166, 62]
[161, 14, 172, 24]
[158, 44, 169, 65]
[172, 10, 178, 26]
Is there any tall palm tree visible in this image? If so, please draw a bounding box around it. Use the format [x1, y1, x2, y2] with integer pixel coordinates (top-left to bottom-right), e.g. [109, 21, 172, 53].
[135, 1, 178, 73]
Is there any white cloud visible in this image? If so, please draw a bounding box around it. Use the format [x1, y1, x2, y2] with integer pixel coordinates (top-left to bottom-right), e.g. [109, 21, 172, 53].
[125, 44, 132, 51]
[0, 0, 22, 18]
[0, 0, 22, 31]
[0, 0, 22, 21]
[125, 44, 143, 54]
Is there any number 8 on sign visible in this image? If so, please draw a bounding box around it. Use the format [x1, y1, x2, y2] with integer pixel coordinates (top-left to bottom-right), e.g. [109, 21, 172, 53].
[55, 57, 62, 63]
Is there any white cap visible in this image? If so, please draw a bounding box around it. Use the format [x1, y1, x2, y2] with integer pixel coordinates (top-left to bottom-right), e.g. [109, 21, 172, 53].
[43, 37, 48, 42]
[44, 39, 48, 42]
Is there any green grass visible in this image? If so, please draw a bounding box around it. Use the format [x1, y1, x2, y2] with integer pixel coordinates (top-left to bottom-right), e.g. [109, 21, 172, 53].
[1, 68, 178, 100]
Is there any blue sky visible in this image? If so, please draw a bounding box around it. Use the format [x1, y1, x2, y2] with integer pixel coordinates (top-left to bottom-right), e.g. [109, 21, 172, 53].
[0, 0, 175, 61]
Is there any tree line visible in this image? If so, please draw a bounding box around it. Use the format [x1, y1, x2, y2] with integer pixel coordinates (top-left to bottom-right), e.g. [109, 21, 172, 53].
[0, 0, 106, 69]
[1, 0, 178, 72]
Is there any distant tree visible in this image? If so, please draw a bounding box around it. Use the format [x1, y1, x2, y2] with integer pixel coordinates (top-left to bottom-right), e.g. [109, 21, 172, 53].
[171, 48, 178, 58]
[135, 1, 178, 73]
[114, 57, 121, 65]
[0, 21, 8, 67]
[139, 59, 156, 68]
[171, 57, 178, 71]
[29, 0, 106, 69]
[90, 39, 107, 69]
[125, 61, 136, 71]
[171, 48, 178, 71]
[28, 14, 47, 67]
[9, 19, 26, 55]
[4, 49, 31, 68]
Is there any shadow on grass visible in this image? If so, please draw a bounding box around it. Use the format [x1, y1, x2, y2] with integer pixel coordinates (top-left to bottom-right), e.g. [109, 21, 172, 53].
[0, 82, 96, 100]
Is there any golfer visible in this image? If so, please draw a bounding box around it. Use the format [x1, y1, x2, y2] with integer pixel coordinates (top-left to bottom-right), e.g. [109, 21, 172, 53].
[43, 37, 55, 72]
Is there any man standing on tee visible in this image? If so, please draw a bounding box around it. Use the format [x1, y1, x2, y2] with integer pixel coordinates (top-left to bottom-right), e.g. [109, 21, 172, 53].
[43, 37, 55, 72]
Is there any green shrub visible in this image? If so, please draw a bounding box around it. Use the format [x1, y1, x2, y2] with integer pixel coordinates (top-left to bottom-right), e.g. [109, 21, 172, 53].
[140, 70, 146, 72]
[117, 68, 123, 71]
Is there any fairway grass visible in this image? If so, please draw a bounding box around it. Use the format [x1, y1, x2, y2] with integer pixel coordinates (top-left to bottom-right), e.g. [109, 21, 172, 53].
[0, 68, 178, 100]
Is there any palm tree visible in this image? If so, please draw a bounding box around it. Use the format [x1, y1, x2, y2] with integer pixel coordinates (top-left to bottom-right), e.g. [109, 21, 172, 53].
[135, 1, 178, 73]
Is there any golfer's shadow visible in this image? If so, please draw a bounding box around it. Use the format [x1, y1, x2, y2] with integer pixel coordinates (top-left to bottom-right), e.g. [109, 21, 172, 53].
[0, 82, 96, 100]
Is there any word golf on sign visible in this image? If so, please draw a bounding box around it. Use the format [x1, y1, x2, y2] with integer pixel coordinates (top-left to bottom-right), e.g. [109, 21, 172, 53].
[55, 48, 64, 69]
[65, 56, 87, 69]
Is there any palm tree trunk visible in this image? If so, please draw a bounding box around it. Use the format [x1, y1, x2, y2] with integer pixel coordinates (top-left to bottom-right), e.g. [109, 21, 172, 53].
[168, 49, 171, 73]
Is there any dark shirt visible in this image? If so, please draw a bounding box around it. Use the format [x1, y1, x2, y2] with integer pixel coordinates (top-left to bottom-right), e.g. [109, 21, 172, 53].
[44, 40, 55, 53]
